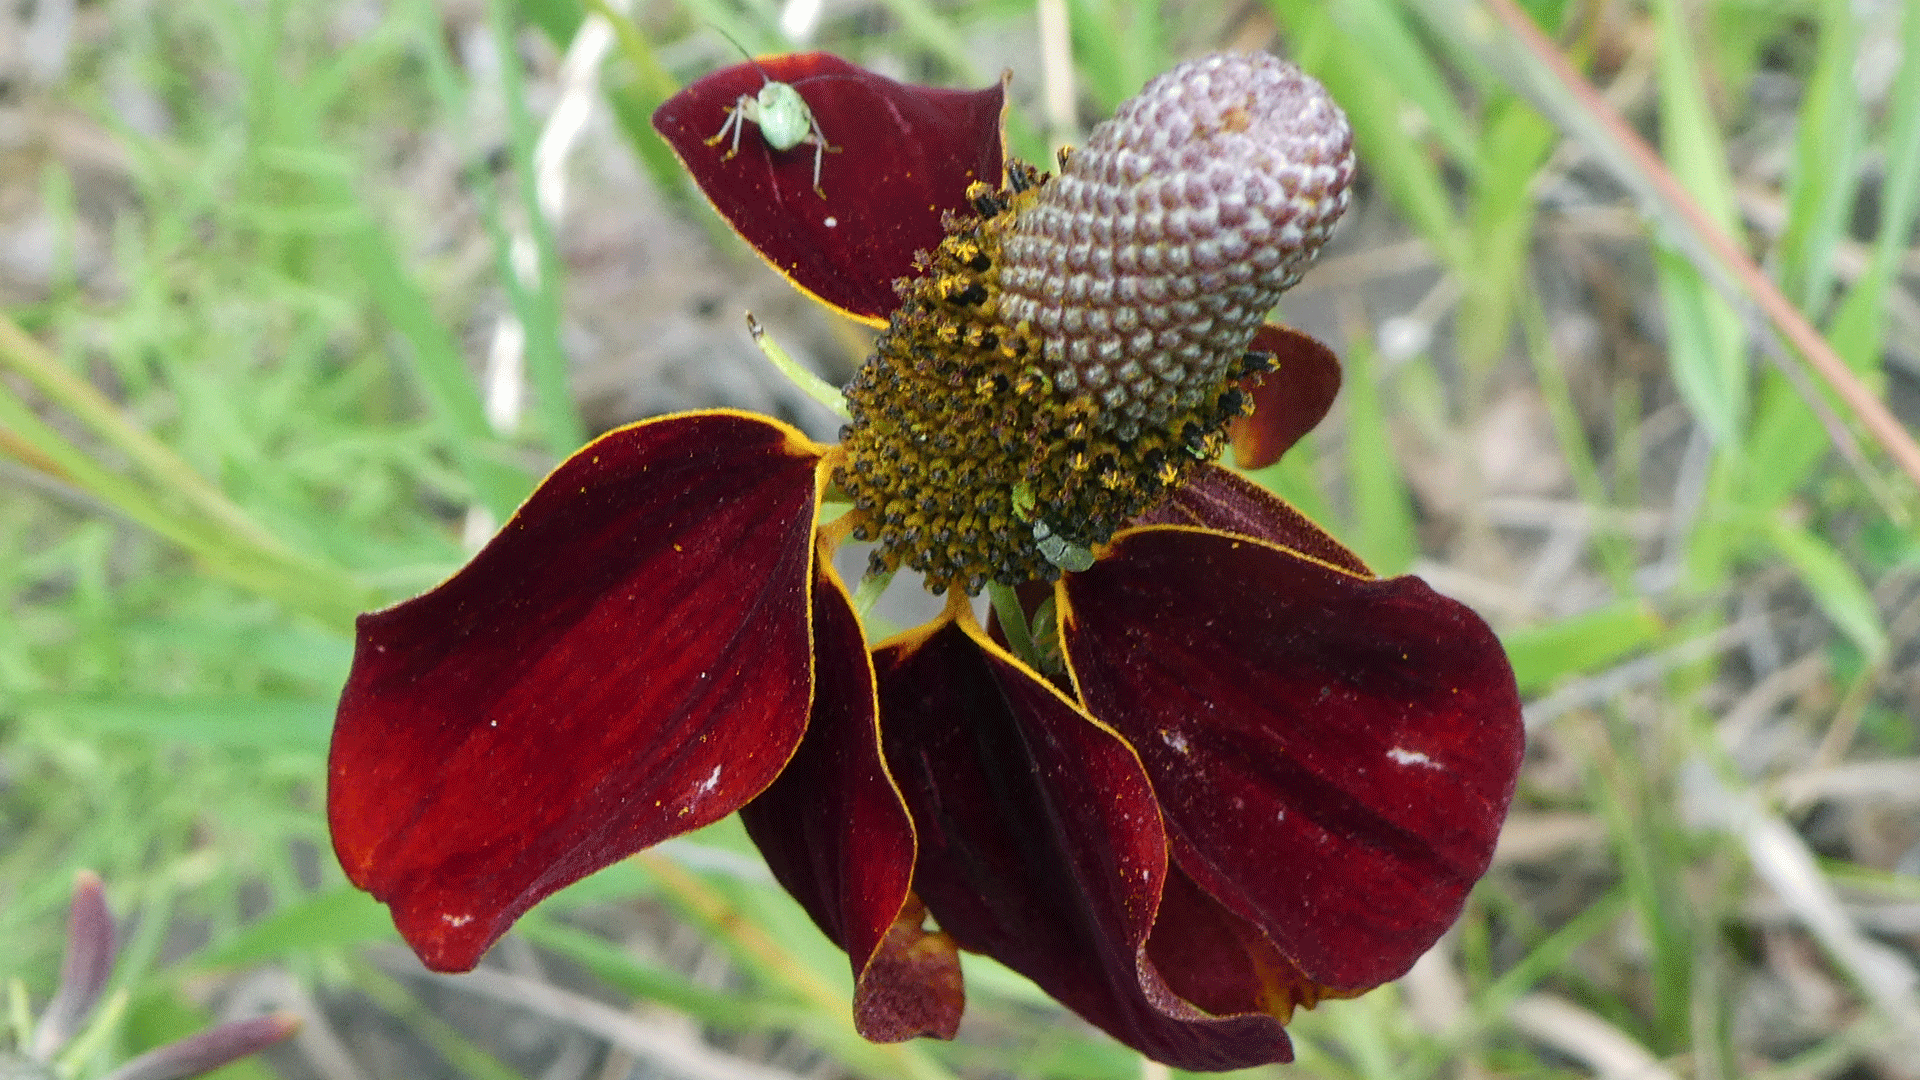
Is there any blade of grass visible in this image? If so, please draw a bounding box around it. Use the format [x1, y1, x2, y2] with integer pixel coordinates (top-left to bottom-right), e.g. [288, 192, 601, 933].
[636, 851, 962, 1080]
[1341, 332, 1419, 575]
[1330, 0, 1480, 166]
[1501, 599, 1664, 695]
[1402, 0, 1920, 494]
[1270, 0, 1472, 271]
[1751, 0, 1920, 509]
[0, 387, 372, 628]
[1067, 0, 1149, 111]
[1775, 0, 1865, 314]
[1762, 514, 1890, 666]
[1457, 96, 1555, 387]
[0, 314, 296, 558]
[874, 0, 993, 84]
[518, 916, 830, 1034]
[1827, 0, 1920, 362]
[1588, 711, 1694, 1049]
[486, 0, 587, 458]
[1650, 0, 1747, 450]
[1422, 888, 1630, 1071]
[1516, 288, 1639, 591]
[347, 957, 532, 1080]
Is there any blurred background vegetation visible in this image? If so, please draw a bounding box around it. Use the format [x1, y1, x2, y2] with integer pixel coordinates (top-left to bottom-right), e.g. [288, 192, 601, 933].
[2, 0, 1918, 1077]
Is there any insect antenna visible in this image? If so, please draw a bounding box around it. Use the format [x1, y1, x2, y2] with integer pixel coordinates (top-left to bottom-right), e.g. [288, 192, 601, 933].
[708, 23, 778, 86]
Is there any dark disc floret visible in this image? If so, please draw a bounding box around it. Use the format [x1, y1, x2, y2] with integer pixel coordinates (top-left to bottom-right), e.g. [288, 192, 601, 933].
[834, 53, 1355, 595]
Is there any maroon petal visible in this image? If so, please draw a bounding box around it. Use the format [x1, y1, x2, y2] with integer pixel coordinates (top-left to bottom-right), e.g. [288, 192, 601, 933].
[876, 617, 1294, 1070]
[1062, 530, 1523, 991]
[1228, 324, 1341, 470]
[329, 412, 825, 972]
[1136, 464, 1369, 576]
[653, 54, 1006, 323]
[1147, 863, 1350, 1022]
[740, 558, 961, 1042]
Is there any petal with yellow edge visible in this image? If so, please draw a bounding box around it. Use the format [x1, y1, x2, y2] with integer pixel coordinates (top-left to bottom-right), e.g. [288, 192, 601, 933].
[1134, 463, 1368, 575]
[1228, 324, 1342, 471]
[653, 53, 1006, 323]
[740, 555, 961, 1042]
[1062, 528, 1523, 990]
[328, 412, 824, 972]
[875, 617, 1295, 1071]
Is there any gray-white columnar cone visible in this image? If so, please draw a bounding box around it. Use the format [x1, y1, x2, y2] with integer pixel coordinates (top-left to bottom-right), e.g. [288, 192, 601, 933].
[998, 53, 1355, 438]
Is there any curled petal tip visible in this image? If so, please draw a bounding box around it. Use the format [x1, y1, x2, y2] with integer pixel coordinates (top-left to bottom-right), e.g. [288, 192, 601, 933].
[1229, 324, 1343, 471]
[852, 901, 964, 1043]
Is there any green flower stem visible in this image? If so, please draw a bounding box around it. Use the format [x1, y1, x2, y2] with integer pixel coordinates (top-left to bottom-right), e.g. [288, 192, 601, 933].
[986, 584, 1038, 667]
[852, 570, 893, 619]
[636, 852, 961, 1080]
[746, 314, 853, 420]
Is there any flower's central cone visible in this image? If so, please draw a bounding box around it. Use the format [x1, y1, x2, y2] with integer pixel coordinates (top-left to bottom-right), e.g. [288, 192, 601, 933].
[834, 53, 1354, 596]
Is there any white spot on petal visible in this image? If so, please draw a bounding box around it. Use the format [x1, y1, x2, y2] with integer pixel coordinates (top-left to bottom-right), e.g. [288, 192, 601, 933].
[1159, 729, 1190, 755]
[696, 765, 723, 795]
[443, 913, 473, 927]
[1388, 747, 1442, 769]
[823, 216, 838, 228]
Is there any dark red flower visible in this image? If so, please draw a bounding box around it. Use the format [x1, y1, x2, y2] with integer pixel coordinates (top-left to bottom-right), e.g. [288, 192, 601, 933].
[329, 52, 1522, 1071]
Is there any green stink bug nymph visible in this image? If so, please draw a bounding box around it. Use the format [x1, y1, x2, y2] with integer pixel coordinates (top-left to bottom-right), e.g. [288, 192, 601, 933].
[703, 54, 842, 198]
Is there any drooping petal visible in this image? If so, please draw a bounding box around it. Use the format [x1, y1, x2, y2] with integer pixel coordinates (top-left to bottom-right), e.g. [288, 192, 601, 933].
[329, 412, 825, 972]
[739, 553, 961, 1042]
[1228, 324, 1341, 470]
[653, 54, 1007, 324]
[1062, 529, 1523, 991]
[875, 615, 1295, 1070]
[1146, 863, 1351, 1023]
[1134, 464, 1368, 576]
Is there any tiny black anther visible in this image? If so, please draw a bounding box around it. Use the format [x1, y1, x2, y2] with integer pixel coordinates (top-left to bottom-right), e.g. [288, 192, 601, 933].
[968, 252, 993, 272]
[1005, 160, 1043, 193]
[1238, 349, 1279, 377]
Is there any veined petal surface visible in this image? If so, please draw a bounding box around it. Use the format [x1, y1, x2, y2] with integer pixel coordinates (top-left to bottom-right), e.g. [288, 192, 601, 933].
[875, 618, 1295, 1071]
[330, 412, 823, 971]
[1228, 324, 1342, 470]
[1063, 529, 1523, 990]
[1134, 464, 1367, 576]
[653, 54, 1006, 323]
[740, 556, 961, 1042]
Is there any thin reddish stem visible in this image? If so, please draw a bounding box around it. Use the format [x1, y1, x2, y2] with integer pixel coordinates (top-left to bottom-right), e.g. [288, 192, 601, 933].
[1482, 0, 1920, 491]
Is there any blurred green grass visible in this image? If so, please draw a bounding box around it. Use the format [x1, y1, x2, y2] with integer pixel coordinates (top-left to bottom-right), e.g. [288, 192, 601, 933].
[3, 0, 1918, 1077]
